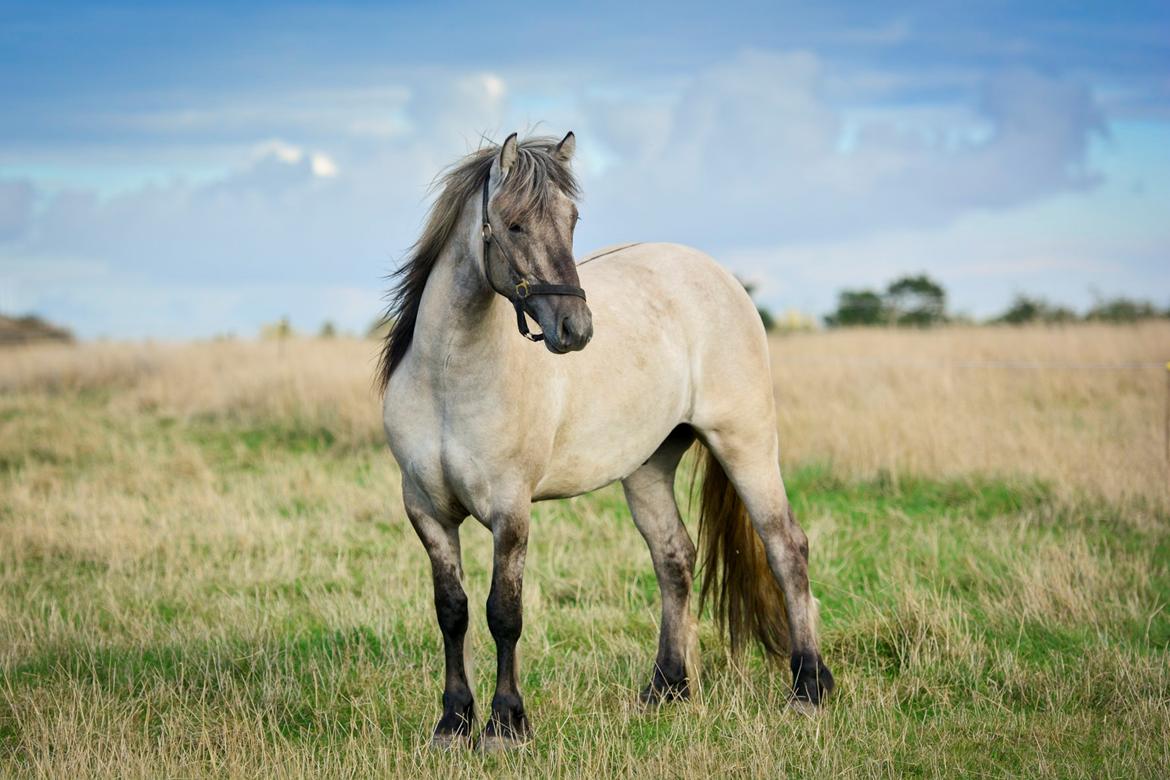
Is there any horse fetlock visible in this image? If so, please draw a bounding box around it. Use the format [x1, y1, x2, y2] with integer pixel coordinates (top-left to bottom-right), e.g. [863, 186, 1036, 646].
[790, 651, 835, 707]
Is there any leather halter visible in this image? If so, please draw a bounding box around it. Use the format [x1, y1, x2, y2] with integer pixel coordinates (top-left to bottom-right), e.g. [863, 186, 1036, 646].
[481, 177, 587, 342]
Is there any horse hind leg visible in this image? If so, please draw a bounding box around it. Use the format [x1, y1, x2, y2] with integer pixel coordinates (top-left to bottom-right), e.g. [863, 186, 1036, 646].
[700, 425, 835, 708]
[621, 425, 700, 705]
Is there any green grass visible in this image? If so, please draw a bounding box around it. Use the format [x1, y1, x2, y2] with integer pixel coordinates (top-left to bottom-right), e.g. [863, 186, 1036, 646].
[1, 398, 1168, 777]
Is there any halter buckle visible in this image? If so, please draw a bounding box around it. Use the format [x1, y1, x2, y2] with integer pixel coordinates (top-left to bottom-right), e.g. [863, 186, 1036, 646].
[514, 279, 530, 299]
[481, 222, 493, 242]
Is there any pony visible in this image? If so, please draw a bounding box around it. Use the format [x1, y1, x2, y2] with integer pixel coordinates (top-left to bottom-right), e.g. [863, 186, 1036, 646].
[378, 132, 833, 749]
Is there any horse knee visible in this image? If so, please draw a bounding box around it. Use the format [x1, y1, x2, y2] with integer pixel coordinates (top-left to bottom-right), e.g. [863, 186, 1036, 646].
[785, 506, 809, 562]
[435, 579, 469, 637]
[660, 542, 695, 594]
[486, 583, 523, 642]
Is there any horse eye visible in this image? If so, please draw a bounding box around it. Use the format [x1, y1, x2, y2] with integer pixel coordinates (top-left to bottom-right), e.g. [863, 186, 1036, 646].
[508, 224, 524, 234]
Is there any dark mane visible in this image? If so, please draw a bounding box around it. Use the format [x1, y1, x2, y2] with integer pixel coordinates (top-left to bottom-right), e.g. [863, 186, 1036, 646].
[375, 136, 580, 394]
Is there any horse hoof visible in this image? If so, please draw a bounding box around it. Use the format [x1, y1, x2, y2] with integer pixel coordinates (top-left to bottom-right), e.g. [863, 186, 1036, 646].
[639, 680, 690, 707]
[788, 697, 822, 717]
[791, 651, 835, 708]
[476, 701, 532, 752]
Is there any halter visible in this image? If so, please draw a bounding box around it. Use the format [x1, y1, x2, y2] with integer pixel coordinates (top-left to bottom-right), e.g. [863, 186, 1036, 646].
[481, 177, 587, 342]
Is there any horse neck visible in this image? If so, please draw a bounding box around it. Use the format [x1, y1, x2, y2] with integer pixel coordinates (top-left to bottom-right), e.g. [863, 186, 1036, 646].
[412, 200, 526, 382]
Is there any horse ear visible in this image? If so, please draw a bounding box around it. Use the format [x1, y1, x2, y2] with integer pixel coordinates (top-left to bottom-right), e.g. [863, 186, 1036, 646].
[498, 132, 519, 178]
[554, 131, 575, 162]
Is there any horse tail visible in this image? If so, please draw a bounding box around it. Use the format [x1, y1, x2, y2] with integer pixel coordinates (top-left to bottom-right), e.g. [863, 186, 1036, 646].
[696, 446, 790, 658]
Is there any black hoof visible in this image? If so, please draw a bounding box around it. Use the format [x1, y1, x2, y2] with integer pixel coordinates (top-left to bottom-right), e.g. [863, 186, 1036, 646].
[476, 694, 532, 752]
[790, 651, 835, 707]
[639, 667, 690, 706]
[431, 695, 475, 747]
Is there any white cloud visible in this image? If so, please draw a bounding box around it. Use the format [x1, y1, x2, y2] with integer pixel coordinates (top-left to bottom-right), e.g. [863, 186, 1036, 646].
[310, 153, 338, 178]
[255, 139, 305, 164]
[581, 51, 1107, 250]
[481, 73, 507, 101]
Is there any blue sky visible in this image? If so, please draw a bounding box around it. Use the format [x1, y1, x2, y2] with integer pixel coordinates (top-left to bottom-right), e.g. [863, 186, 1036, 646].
[1, 1, 1167, 338]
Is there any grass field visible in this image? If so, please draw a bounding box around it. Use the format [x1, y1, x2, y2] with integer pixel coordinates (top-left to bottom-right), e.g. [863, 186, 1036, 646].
[2, 323, 1168, 777]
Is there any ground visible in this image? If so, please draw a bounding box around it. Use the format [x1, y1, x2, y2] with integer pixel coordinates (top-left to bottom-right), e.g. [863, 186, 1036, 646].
[1, 324, 1168, 777]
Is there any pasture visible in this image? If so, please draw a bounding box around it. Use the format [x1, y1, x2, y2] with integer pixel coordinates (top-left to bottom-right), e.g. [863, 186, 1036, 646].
[1, 322, 1168, 777]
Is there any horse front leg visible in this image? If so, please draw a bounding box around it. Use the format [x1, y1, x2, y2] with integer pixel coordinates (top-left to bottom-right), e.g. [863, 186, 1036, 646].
[404, 493, 475, 746]
[479, 509, 533, 750]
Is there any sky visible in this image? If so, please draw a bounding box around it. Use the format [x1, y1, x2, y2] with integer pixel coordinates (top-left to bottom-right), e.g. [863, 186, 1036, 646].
[1, 0, 1168, 339]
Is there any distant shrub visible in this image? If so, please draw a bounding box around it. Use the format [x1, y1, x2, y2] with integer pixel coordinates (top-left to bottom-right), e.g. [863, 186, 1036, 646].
[993, 296, 1077, 325]
[318, 321, 337, 339]
[0, 313, 74, 346]
[1085, 297, 1165, 323]
[774, 308, 818, 333]
[260, 317, 295, 340]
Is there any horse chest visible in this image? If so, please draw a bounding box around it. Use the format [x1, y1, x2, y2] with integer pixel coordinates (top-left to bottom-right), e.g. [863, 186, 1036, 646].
[384, 371, 537, 514]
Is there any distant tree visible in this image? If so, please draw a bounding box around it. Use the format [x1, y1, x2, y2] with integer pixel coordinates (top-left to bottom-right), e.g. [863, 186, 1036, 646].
[825, 290, 887, 327]
[885, 274, 947, 326]
[757, 306, 776, 332]
[824, 274, 949, 328]
[1085, 296, 1162, 323]
[318, 321, 337, 339]
[993, 295, 1077, 325]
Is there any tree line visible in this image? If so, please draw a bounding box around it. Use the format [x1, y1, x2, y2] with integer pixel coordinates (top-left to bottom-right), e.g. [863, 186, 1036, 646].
[752, 274, 1170, 330]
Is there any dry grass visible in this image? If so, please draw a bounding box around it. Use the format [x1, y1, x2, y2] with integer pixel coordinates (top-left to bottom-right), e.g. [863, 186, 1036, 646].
[772, 321, 1170, 508]
[5, 322, 1166, 506]
[1, 324, 1168, 778]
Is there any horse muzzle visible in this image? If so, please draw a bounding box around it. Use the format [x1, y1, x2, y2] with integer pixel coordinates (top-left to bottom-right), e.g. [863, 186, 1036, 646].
[532, 295, 593, 354]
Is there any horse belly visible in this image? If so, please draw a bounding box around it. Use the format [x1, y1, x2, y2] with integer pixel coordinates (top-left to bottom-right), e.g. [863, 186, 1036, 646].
[533, 371, 689, 499]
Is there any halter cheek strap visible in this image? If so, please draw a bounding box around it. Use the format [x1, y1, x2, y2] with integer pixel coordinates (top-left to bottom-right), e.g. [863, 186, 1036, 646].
[481, 178, 587, 342]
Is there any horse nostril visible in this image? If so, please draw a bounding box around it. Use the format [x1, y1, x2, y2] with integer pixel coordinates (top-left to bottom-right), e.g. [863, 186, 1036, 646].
[557, 308, 592, 349]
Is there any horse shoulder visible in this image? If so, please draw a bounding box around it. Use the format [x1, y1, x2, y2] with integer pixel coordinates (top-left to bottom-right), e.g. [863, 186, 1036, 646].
[382, 354, 450, 500]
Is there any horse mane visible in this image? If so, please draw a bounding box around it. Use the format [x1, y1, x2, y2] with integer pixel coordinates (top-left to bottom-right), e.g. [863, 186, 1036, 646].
[375, 135, 581, 394]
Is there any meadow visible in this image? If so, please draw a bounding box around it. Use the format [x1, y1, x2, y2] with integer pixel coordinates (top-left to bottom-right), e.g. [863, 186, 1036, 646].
[1, 322, 1168, 778]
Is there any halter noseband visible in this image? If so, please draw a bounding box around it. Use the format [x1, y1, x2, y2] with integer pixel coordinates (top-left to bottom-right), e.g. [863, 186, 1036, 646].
[482, 178, 587, 342]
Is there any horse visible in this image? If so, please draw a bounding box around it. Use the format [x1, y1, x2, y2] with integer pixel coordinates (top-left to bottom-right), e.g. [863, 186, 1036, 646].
[377, 131, 834, 750]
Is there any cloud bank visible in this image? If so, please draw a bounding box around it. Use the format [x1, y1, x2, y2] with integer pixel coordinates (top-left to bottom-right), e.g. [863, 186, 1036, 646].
[0, 50, 1146, 338]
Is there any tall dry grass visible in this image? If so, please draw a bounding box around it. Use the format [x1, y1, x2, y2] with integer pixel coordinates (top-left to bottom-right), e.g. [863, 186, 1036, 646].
[4, 322, 1168, 506]
[771, 322, 1169, 507]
